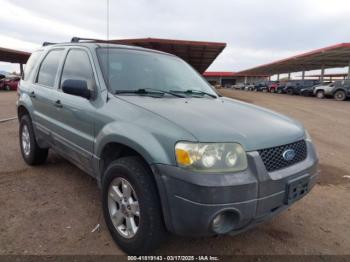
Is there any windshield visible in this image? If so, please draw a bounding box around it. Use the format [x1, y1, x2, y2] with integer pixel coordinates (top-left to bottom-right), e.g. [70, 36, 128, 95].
[96, 48, 217, 96]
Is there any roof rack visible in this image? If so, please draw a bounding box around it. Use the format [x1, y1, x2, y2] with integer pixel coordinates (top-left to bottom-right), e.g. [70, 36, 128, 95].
[42, 42, 57, 46]
[71, 37, 102, 43]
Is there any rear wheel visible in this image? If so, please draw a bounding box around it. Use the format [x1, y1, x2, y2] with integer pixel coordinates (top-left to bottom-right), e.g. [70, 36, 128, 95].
[102, 157, 166, 255]
[286, 88, 294, 95]
[4, 85, 11, 91]
[316, 90, 325, 99]
[334, 90, 346, 101]
[19, 115, 48, 165]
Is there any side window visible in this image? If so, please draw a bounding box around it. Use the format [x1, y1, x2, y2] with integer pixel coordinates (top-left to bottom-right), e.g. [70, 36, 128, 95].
[60, 49, 95, 91]
[37, 49, 64, 87]
[23, 51, 43, 81]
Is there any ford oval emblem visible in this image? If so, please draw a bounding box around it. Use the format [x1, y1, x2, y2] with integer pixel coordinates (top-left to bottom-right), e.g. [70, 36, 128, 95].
[282, 149, 296, 161]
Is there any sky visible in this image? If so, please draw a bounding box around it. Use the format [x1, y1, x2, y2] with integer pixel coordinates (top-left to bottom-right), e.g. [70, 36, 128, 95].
[1, 0, 350, 76]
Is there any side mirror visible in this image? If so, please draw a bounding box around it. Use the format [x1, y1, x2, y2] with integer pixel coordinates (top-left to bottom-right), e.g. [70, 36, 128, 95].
[62, 79, 91, 99]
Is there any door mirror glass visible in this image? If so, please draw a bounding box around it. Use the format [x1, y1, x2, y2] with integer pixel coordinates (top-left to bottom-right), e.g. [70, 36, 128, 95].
[62, 79, 91, 99]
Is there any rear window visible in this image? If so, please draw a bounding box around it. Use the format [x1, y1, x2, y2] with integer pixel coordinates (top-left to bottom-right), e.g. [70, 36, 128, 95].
[36, 49, 64, 87]
[23, 51, 43, 81]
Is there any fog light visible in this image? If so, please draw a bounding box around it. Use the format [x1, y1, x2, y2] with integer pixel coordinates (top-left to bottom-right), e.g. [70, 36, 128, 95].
[211, 211, 239, 234]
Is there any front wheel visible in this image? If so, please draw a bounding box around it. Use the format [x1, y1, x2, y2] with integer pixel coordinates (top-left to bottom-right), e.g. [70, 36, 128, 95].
[102, 157, 166, 255]
[316, 90, 325, 99]
[334, 90, 346, 101]
[19, 115, 48, 165]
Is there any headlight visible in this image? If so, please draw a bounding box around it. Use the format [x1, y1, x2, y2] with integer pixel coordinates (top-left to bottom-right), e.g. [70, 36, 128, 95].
[305, 130, 312, 142]
[175, 142, 247, 172]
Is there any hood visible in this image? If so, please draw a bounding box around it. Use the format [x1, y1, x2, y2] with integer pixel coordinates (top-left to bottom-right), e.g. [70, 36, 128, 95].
[117, 96, 305, 151]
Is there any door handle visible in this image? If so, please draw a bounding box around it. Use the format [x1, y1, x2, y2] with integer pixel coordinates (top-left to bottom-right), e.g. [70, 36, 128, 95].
[54, 100, 63, 108]
[29, 91, 36, 98]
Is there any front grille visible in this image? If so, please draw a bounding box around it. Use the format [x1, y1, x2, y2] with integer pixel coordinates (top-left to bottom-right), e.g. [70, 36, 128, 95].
[258, 140, 307, 172]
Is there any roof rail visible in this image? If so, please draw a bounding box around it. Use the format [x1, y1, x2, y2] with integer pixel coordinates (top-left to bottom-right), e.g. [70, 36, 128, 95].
[42, 42, 57, 46]
[71, 37, 102, 43]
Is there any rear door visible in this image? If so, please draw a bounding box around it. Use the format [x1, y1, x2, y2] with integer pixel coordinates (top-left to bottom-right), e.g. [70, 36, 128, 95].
[53, 48, 97, 174]
[30, 49, 66, 141]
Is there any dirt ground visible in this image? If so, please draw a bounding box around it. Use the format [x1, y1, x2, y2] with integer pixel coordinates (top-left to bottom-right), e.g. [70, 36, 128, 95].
[0, 90, 349, 255]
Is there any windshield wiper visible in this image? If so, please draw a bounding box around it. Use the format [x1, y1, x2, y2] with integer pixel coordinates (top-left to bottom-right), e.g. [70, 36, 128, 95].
[170, 89, 217, 98]
[115, 88, 185, 98]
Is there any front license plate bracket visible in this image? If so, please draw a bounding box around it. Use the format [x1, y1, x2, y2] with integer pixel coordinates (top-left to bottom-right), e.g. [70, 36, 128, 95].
[285, 174, 310, 205]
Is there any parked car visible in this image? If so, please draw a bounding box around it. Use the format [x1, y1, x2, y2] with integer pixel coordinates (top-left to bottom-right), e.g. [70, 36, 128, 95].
[0, 74, 6, 89]
[300, 86, 315, 96]
[275, 81, 287, 93]
[332, 79, 350, 101]
[268, 82, 279, 93]
[284, 80, 320, 95]
[233, 83, 245, 90]
[17, 40, 319, 254]
[245, 83, 255, 91]
[253, 81, 269, 92]
[1, 76, 20, 91]
[313, 82, 334, 99]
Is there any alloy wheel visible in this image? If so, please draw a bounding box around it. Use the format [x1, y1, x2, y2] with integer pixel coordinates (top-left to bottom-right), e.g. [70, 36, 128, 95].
[21, 125, 31, 156]
[108, 177, 140, 239]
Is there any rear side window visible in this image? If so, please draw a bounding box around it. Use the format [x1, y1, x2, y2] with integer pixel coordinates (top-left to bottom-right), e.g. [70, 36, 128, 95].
[23, 51, 43, 81]
[60, 49, 95, 91]
[37, 49, 64, 87]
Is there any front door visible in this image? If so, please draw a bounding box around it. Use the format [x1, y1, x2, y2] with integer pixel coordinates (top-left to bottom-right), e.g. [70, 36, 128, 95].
[53, 48, 97, 174]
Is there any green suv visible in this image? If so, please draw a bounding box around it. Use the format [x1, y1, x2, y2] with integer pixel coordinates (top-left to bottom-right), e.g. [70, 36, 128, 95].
[17, 39, 319, 254]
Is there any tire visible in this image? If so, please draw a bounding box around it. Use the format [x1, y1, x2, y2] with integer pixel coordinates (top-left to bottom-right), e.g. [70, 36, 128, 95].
[316, 90, 325, 99]
[102, 156, 166, 255]
[334, 90, 346, 101]
[19, 115, 48, 165]
[4, 85, 11, 91]
[286, 88, 294, 95]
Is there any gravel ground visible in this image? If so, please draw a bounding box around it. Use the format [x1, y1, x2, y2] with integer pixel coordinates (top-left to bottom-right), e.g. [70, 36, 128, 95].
[0, 90, 349, 255]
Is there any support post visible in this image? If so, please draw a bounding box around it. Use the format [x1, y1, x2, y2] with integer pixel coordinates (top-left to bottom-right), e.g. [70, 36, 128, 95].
[19, 63, 24, 77]
[302, 71, 305, 80]
[244, 75, 247, 84]
[219, 77, 222, 86]
[320, 65, 325, 83]
[288, 72, 291, 80]
[277, 74, 280, 81]
[347, 60, 350, 79]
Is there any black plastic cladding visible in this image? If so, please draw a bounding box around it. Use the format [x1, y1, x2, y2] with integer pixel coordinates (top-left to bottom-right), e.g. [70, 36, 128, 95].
[258, 140, 307, 172]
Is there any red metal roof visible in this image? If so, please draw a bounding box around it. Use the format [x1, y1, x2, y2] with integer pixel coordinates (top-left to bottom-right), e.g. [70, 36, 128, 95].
[0, 47, 30, 64]
[203, 71, 236, 77]
[238, 43, 350, 75]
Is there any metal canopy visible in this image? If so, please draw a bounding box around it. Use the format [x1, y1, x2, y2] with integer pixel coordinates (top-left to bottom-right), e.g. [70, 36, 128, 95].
[203, 71, 268, 77]
[237, 43, 350, 75]
[0, 38, 226, 73]
[108, 38, 226, 73]
[0, 47, 30, 64]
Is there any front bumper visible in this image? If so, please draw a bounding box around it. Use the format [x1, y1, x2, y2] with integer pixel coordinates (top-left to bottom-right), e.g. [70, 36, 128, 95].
[151, 141, 319, 236]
